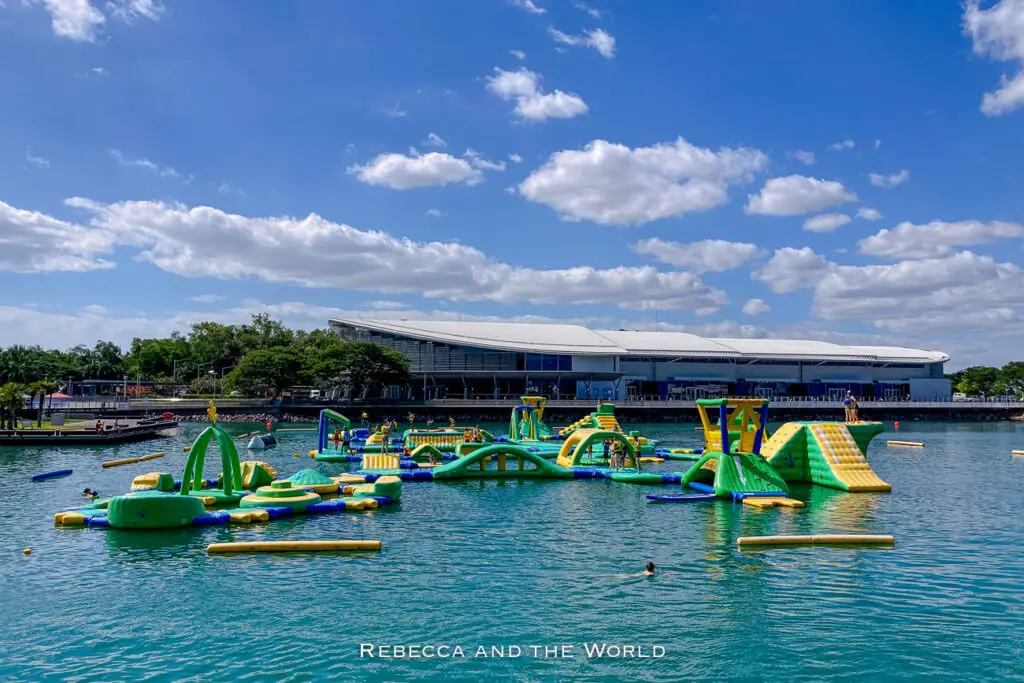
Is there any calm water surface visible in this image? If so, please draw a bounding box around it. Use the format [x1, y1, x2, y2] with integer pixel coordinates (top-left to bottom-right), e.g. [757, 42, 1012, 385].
[1, 421, 1023, 682]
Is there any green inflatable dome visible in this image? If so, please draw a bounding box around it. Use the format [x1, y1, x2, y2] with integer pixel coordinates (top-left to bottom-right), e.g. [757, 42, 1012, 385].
[287, 468, 335, 487]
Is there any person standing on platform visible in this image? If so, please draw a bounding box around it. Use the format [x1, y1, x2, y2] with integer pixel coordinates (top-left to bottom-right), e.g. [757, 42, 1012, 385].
[843, 392, 853, 423]
[848, 392, 860, 422]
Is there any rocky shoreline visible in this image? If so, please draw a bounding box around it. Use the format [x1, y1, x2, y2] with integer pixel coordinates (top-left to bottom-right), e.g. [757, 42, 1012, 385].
[172, 413, 312, 424]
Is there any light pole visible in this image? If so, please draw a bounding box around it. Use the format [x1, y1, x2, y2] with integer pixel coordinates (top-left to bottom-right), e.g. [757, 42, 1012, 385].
[219, 365, 236, 397]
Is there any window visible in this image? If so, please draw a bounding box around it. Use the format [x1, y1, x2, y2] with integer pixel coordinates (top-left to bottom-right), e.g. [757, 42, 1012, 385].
[525, 354, 572, 371]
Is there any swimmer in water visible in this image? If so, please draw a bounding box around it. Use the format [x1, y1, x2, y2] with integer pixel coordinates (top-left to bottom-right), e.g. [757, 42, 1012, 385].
[642, 561, 655, 576]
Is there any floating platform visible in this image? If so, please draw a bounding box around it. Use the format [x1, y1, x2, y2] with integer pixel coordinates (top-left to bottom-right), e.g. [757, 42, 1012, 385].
[0, 419, 177, 446]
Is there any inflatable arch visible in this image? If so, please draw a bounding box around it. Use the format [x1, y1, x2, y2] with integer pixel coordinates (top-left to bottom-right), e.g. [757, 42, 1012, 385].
[318, 409, 352, 453]
[432, 444, 573, 479]
[556, 428, 637, 468]
[180, 425, 242, 496]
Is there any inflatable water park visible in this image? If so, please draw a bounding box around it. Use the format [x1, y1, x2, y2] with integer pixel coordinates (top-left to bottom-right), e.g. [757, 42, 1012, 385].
[51, 397, 891, 531]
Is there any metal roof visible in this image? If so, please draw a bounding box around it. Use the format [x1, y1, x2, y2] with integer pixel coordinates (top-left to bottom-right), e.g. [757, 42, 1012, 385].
[331, 319, 948, 365]
[331, 319, 624, 355]
[593, 330, 739, 357]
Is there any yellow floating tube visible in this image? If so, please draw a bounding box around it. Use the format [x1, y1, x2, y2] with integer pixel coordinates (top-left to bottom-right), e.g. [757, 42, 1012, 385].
[345, 498, 379, 510]
[887, 440, 924, 447]
[139, 451, 165, 462]
[335, 474, 367, 484]
[639, 456, 664, 464]
[101, 456, 141, 468]
[669, 448, 698, 454]
[742, 496, 805, 509]
[1012, 450, 1024, 456]
[737, 534, 895, 547]
[207, 539, 382, 553]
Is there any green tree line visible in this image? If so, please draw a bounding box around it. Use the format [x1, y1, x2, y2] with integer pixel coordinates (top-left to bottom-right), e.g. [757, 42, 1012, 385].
[0, 314, 410, 408]
[946, 362, 1024, 398]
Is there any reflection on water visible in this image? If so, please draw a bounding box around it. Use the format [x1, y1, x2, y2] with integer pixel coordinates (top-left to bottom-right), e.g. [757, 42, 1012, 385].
[0, 421, 1022, 681]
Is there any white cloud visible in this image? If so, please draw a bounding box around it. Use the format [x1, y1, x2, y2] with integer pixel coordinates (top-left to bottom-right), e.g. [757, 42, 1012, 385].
[519, 137, 767, 225]
[107, 0, 163, 23]
[963, 0, 1024, 115]
[109, 148, 180, 178]
[874, 139, 881, 149]
[856, 207, 882, 220]
[828, 140, 855, 150]
[792, 150, 815, 165]
[383, 102, 407, 118]
[510, 50, 526, 60]
[31, 0, 161, 42]
[632, 238, 760, 272]
[868, 169, 910, 188]
[574, 2, 603, 18]
[425, 133, 447, 147]
[26, 149, 50, 168]
[216, 181, 244, 196]
[34, 0, 106, 42]
[511, 0, 545, 14]
[803, 213, 851, 233]
[858, 220, 1024, 259]
[425, 209, 443, 218]
[463, 148, 506, 171]
[745, 175, 856, 216]
[508, 153, 523, 163]
[548, 27, 616, 58]
[190, 294, 225, 303]
[367, 301, 409, 310]
[59, 197, 728, 312]
[0, 199, 115, 273]
[755, 245, 1024, 335]
[348, 150, 485, 189]
[91, 66, 108, 76]
[753, 247, 833, 293]
[742, 298, 771, 316]
[485, 67, 588, 121]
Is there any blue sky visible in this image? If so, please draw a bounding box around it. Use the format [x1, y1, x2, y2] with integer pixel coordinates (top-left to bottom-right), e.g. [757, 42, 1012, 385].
[2, 0, 1024, 369]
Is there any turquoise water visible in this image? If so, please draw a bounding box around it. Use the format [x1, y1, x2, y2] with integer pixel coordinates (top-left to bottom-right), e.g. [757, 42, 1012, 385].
[1, 421, 1023, 681]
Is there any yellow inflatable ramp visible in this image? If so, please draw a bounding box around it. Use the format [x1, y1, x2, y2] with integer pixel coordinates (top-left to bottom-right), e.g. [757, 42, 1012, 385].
[594, 414, 622, 432]
[759, 421, 805, 460]
[741, 496, 805, 509]
[810, 424, 891, 492]
[207, 540, 381, 553]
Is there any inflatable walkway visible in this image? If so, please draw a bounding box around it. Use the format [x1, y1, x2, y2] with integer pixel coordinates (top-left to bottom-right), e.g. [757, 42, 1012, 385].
[763, 422, 890, 492]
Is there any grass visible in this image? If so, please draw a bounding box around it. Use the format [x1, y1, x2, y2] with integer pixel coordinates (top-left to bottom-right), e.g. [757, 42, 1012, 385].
[12, 419, 89, 431]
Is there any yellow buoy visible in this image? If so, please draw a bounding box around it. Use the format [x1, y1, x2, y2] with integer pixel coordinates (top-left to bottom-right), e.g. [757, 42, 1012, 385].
[887, 440, 924, 447]
[183, 446, 191, 452]
[23, 548, 31, 555]
[737, 534, 895, 547]
[101, 456, 141, 468]
[139, 451, 164, 462]
[293, 453, 301, 458]
[207, 540, 382, 554]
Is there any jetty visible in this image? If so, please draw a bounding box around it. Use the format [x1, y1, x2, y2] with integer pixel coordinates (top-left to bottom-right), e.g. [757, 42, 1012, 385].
[0, 417, 178, 446]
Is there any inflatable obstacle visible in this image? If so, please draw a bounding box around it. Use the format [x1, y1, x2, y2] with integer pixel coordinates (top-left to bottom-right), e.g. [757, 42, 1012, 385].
[763, 422, 891, 492]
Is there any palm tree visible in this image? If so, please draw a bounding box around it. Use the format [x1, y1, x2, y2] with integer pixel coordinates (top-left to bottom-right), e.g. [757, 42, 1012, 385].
[28, 380, 54, 427]
[0, 383, 27, 430]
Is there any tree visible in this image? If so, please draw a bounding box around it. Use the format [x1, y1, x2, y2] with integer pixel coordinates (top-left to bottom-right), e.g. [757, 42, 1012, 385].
[223, 347, 302, 398]
[124, 334, 190, 380]
[235, 314, 294, 355]
[0, 383, 26, 430]
[1000, 361, 1024, 398]
[334, 342, 410, 399]
[27, 380, 54, 426]
[188, 321, 240, 372]
[0, 345, 43, 384]
[953, 366, 1001, 397]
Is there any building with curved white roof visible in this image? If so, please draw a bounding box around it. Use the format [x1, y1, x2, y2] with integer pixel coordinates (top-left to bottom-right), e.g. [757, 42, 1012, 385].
[329, 319, 951, 401]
